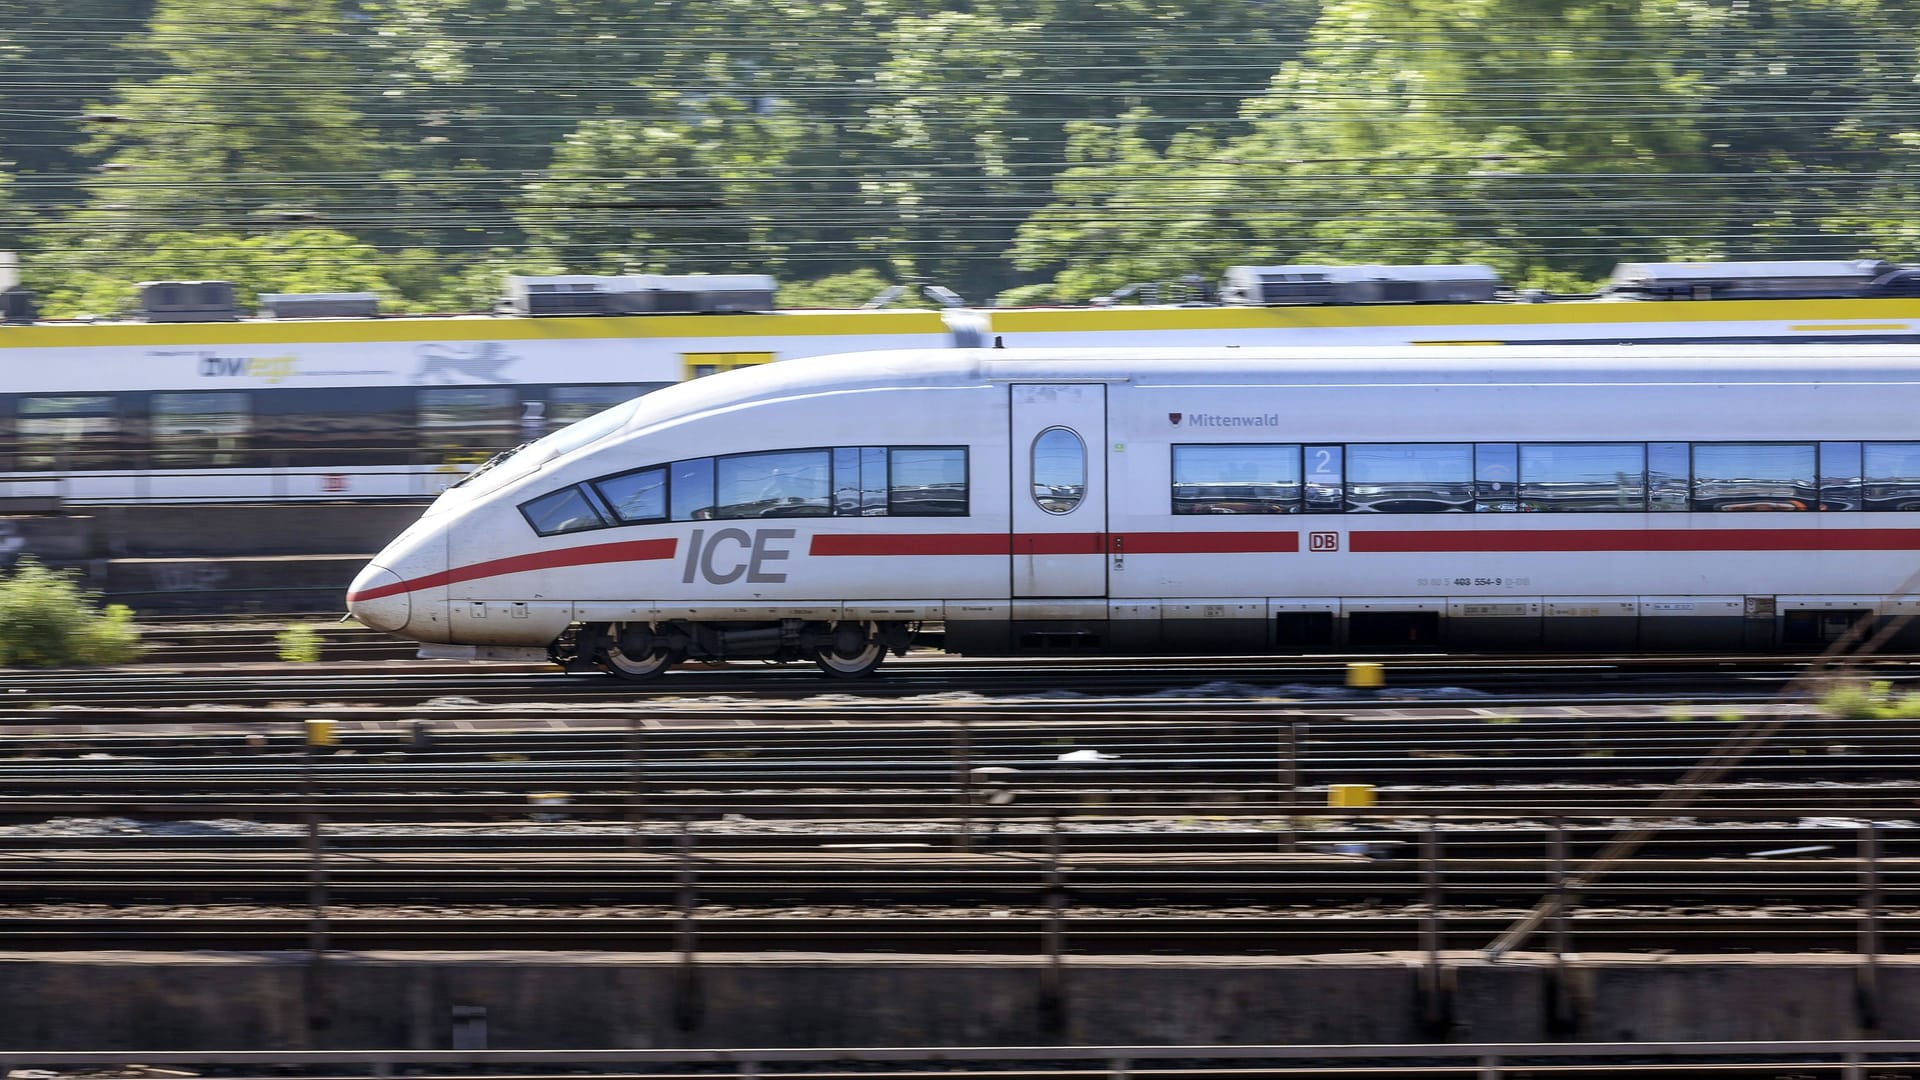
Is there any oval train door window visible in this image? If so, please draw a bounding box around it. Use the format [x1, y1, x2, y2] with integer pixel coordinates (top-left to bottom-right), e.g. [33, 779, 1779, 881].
[1031, 426, 1087, 514]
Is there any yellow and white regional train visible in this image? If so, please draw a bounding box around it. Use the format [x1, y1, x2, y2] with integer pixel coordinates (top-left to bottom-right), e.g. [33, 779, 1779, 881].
[6, 258, 1920, 506]
[348, 343, 1920, 675]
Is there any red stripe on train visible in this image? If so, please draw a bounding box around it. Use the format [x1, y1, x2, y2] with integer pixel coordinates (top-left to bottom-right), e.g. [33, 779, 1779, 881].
[1123, 531, 1300, 554]
[347, 537, 679, 602]
[810, 533, 1012, 556]
[1350, 528, 1920, 553]
[808, 532, 1301, 556]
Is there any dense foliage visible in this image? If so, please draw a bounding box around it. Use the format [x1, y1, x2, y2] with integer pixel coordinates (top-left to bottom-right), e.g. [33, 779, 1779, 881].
[0, 558, 144, 668]
[1, 0, 1916, 313]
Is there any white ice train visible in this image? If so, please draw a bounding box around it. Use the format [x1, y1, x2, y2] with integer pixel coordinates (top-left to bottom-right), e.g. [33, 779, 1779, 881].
[346, 345, 1920, 676]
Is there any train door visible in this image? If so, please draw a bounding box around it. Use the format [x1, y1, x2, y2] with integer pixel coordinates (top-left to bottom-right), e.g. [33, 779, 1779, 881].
[1010, 383, 1107, 597]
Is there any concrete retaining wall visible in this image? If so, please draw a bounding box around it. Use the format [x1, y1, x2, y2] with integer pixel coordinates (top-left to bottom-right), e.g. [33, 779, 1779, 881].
[0, 952, 1908, 1051]
[1, 504, 420, 613]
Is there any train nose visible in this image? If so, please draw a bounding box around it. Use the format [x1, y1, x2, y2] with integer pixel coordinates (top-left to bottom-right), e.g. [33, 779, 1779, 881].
[346, 564, 411, 633]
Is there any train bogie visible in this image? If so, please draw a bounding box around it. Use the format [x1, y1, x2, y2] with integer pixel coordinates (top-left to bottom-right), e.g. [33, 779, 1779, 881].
[347, 345, 1920, 674]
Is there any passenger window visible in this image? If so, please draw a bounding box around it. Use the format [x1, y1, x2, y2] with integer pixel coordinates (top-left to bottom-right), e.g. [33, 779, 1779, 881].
[1519, 443, 1645, 512]
[1172, 444, 1301, 514]
[1692, 443, 1816, 511]
[592, 467, 667, 523]
[1648, 442, 1689, 512]
[671, 458, 715, 521]
[1822, 442, 1863, 511]
[1031, 427, 1086, 514]
[1474, 443, 1517, 512]
[715, 449, 831, 518]
[419, 387, 518, 454]
[18, 394, 127, 470]
[1346, 444, 1473, 513]
[832, 447, 890, 516]
[890, 448, 968, 516]
[153, 391, 251, 468]
[1304, 445, 1343, 513]
[1863, 443, 1920, 512]
[520, 486, 606, 536]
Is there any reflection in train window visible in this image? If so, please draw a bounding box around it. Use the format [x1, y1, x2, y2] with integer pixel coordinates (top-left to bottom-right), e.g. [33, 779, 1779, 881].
[1648, 442, 1689, 512]
[1692, 443, 1816, 511]
[1474, 443, 1517, 512]
[1346, 443, 1473, 513]
[256, 387, 414, 466]
[671, 458, 716, 521]
[1863, 443, 1920, 512]
[1305, 445, 1344, 513]
[18, 394, 128, 470]
[419, 387, 518, 453]
[715, 449, 831, 518]
[520, 485, 606, 536]
[1172, 444, 1301, 514]
[593, 467, 668, 524]
[1519, 443, 1645, 512]
[1821, 442, 1863, 511]
[1032, 427, 1086, 514]
[546, 385, 651, 427]
[889, 448, 968, 516]
[832, 447, 889, 516]
[153, 392, 251, 467]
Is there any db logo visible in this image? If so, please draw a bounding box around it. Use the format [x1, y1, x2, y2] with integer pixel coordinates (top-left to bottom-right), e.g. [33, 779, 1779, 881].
[1308, 531, 1340, 552]
[320, 474, 349, 493]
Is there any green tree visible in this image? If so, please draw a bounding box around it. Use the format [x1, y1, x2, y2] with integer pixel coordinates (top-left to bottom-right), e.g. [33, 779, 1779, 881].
[78, 0, 381, 229]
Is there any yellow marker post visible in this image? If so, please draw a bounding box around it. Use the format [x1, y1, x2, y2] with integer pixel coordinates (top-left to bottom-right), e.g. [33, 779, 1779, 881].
[1346, 662, 1385, 691]
[304, 719, 335, 747]
[1328, 783, 1377, 809]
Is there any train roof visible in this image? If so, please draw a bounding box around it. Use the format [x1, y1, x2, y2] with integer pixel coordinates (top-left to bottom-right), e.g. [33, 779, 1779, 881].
[611, 342, 1920, 433]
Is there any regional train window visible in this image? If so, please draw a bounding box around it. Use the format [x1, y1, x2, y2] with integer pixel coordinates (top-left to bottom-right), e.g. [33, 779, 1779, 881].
[1863, 443, 1920, 512]
[17, 394, 127, 470]
[671, 458, 716, 521]
[1474, 443, 1517, 512]
[1519, 443, 1645, 512]
[1171, 444, 1301, 514]
[1648, 442, 1689, 512]
[546, 385, 651, 427]
[1032, 427, 1086, 514]
[418, 387, 518, 453]
[254, 387, 413, 467]
[833, 447, 888, 516]
[1304, 445, 1343, 513]
[592, 467, 668, 524]
[1692, 443, 1816, 511]
[1822, 442, 1863, 511]
[520, 485, 607, 536]
[890, 447, 968, 516]
[715, 449, 831, 518]
[1346, 444, 1472, 513]
[152, 392, 251, 467]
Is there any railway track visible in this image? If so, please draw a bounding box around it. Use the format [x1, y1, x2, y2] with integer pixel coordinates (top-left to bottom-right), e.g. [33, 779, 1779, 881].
[0, 660, 1912, 963]
[0, 707, 1917, 810]
[0, 911, 1904, 954]
[4, 648, 1903, 707]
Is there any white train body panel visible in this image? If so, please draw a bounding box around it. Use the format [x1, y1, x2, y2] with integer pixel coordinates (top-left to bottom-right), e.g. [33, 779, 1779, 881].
[349, 345, 1920, 657]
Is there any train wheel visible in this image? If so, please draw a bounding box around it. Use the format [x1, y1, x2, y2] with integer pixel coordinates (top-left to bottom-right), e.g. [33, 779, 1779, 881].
[595, 623, 682, 681]
[813, 623, 887, 679]
[602, 642, 681, 680]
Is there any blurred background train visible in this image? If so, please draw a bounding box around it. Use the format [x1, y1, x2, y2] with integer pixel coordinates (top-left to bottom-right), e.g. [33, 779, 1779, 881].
[6, 254, 1920, 509]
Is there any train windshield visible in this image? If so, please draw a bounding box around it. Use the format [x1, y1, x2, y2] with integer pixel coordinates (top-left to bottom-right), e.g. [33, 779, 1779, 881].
[451, 396, 644, 496]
